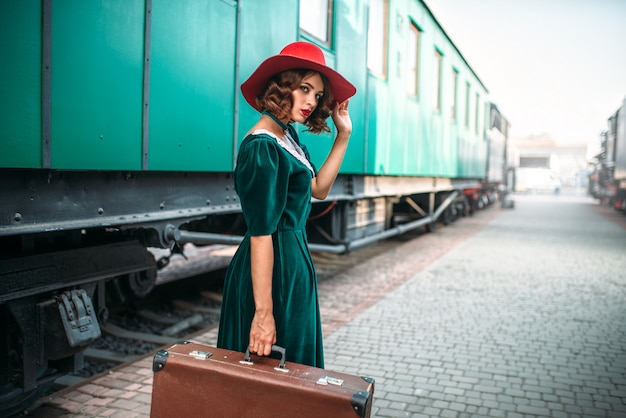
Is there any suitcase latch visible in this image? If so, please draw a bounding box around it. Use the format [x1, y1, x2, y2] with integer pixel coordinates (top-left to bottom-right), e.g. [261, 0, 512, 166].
[189, 350, 213, 360]
[316, 376, 344, 386]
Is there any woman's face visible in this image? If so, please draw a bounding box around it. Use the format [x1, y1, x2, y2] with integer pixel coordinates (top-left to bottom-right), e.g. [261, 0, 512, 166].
[290, 72, 324, 124]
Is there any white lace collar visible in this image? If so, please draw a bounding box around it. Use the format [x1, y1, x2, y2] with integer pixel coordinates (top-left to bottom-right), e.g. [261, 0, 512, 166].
[251, 129, 315, 175]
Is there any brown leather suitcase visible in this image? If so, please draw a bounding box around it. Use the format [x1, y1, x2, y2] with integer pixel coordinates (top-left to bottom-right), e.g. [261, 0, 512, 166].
[150, 341, 374, 417]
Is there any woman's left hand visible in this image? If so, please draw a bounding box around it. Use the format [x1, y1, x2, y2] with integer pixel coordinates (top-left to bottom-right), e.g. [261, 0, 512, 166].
[331, 100, 352, 136]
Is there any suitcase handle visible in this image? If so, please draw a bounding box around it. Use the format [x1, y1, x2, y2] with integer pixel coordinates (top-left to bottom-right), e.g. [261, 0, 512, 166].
[243, 345, 287, 369]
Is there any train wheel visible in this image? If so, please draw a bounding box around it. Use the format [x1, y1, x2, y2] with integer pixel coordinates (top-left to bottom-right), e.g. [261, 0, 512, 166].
[0, 307, 53, 417]
[125, 269, 157, 299]
[0, 372, 52, 417]
[442, 207, 453, 225]
[110, 268, 157, 304]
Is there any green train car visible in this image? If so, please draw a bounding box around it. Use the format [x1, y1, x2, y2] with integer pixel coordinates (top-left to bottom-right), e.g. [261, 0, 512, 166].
[0, 0, 509, 413]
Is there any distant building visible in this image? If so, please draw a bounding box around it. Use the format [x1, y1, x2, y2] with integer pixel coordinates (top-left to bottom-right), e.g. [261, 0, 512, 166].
[509, 134, 588, 189]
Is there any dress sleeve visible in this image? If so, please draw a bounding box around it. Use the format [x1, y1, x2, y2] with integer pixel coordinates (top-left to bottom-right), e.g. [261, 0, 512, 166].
[235, 135, 290, 236]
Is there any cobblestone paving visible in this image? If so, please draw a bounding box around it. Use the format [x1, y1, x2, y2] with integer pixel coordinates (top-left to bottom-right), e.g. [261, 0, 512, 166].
[323, 193, 626, 417]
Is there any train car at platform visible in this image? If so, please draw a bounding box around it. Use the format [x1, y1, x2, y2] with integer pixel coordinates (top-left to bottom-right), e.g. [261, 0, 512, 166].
[0, 0, 510, 414]
[588, 96, 626, 213]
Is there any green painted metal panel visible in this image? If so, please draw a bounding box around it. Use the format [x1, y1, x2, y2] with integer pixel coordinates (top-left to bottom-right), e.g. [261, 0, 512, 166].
[236, 0, 298, 166]
[51, 0, 144, 170]
[402, 100, 421, 175]
[298, 45, 364, 174]
[1, 0, 491, 180]
[310, 0, 368, 175]
[362, 0, 489, 179]
[387, 101, 408, 175]
[0, 0, 42, 168]
[336, 0, 367, 175]
[148, 0, 237, 171]
[236, 0, 368, 175]
[366, 77, 391, 175]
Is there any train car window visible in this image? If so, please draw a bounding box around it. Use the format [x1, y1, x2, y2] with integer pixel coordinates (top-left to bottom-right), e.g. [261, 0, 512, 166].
[451, 68, 459, 121]
[407, 21, 421, 96]
[433, 49, 443, 112]
[464, 82, 471, 128]
[367, 0, 388, 77]
[475, 93, 480, 134]
[300, 0, 334, 46]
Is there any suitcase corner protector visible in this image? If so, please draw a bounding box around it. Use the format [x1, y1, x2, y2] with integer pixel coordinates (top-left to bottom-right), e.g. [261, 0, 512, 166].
[152, 349, 169, 372]
[351, 389, 372, 417]
[360, 375, 375, 386]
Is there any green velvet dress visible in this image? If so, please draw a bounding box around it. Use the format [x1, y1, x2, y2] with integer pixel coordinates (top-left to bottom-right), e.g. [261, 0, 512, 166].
[217, 128, 324, 368]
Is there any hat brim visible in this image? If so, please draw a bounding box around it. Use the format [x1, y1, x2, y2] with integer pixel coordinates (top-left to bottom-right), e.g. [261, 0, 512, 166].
[241, 55, 356, 112]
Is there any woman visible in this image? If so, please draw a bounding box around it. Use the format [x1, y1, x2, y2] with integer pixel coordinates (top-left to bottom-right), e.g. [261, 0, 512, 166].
[217, 41, 356, 368]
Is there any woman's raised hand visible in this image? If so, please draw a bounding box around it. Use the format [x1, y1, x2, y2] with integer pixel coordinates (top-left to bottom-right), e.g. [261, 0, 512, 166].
[331, 100, 352, 136]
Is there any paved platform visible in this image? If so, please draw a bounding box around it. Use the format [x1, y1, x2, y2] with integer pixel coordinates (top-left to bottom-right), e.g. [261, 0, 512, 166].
[28, 192, 626, 417]
[324, 193, 626, 417]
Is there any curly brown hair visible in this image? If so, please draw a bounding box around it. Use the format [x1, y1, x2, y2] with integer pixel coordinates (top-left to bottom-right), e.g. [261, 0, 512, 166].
[255, 69, 334, 134]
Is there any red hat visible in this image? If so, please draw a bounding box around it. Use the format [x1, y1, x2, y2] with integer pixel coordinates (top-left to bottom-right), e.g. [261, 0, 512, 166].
[241, 41, 356, 112]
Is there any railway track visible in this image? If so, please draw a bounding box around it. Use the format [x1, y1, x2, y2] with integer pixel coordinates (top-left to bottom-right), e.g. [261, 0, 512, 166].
[54, 288, 223, 389]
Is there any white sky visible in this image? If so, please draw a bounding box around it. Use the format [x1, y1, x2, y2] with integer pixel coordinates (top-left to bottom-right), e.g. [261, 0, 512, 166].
[425, 0, 626, 146]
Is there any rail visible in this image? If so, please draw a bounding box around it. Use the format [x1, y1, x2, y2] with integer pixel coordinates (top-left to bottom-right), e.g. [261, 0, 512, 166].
[164, 191, 460, 255]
